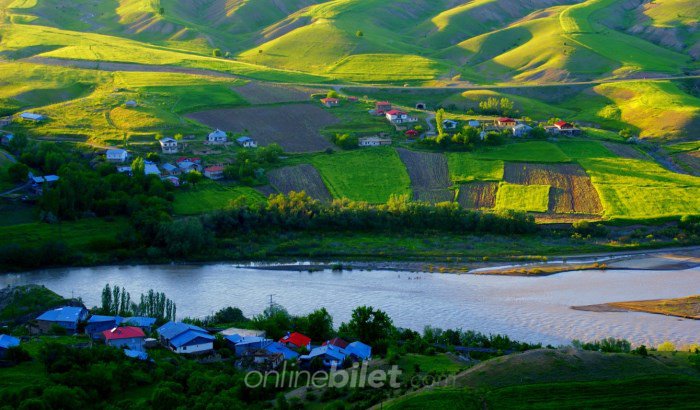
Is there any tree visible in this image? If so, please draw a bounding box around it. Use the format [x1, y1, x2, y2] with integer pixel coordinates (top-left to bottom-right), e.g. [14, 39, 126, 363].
[356, 30, 363, 37]
[303, 308, 334, 342]
[326, 90, 339, 99]
[131, 157, 145, 176]
[338, 306, 394, 346]
[8, 162, 29, 183]
[212, 49, 222, 57]
[182, 170, 203, 186]
[435, 108, 446, 137]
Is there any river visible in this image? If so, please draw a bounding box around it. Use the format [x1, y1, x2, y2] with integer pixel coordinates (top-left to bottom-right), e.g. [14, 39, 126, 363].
[1, 264, 698, 346]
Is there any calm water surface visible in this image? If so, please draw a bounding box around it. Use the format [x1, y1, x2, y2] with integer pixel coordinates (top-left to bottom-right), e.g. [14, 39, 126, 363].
[2, 264, 698, 346]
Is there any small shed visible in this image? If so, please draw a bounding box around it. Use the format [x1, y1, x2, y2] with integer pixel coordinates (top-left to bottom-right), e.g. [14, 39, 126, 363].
[236, 136, 257, 148]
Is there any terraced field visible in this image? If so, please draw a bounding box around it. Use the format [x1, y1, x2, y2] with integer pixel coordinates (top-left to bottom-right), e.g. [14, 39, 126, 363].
[267, 164, 332, 202]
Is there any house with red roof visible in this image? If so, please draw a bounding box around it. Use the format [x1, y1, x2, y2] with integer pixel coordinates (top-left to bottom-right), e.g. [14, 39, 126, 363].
[405, 129, 419, 138]
[279, 332, 311, 350]
[375, 101, 392, 114]
[320, 97, 340, 108]
[102, 326, 146, 351]
[496, 118, 517, 128]
[545, 120, 581, 136]
[322, 337, 349, 349]
[385, 110, 417, 125]
[204, 165, 225, 180]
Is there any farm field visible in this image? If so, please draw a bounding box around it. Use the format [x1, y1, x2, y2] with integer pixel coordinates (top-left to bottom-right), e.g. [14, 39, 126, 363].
[456, 182, 499, 210]
[186, 104, 338, 153]
[173, 182, 265, 215]
[233, 82, 317, 105]
[396, 148, 453, 203]
[495, 183, 551, 213]
[310, 148, 412, 204]
[267, 164, 332, 202]
[447, 154, 504, 183]
[474, 141, 571, 163]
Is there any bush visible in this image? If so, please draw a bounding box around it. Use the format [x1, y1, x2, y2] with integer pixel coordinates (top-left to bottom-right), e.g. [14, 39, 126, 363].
[657, 341, 676, 352]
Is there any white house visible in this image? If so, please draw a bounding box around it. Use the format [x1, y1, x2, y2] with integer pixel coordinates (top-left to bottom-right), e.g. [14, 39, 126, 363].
[106, 149, 128, 162]
[512, 124, 533, 137]
[358, 136, 392, 147]
[442, 119, 459, 130]
[385, 110, 417, 124]
[236, 136, 257, 148]
[159, 137, 178, 154]
[207, 129, 228, 144]
[157, 322, 214, 355]
[20, 113, 46, 122]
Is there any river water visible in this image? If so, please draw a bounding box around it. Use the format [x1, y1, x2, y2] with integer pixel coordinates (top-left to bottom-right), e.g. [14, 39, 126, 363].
[2, 264, 698, 346]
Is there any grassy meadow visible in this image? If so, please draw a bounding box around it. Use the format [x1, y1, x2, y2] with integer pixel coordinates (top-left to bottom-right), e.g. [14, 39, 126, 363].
[173, 182, 266, 215]
[495, 183, 550, 213]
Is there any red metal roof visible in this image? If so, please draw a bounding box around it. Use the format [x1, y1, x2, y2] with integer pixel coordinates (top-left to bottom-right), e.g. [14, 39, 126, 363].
[322, 337, 349, 349]
[555, 120, 572, 128]
[103, 326, 145, 340]
[321, 98, 339, 103]
[279, 332, 311, 348]
[405, 130, 418, 135]
[498, 118, 515, 123]
[386, 109, 405, 115]
[376, 101, 391, 106]
[205, 165, 224, 172]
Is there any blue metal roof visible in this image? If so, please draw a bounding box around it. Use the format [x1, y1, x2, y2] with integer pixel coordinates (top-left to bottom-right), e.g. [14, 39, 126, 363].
[301, 345, 347, 361]
[123, 349, 149, 361]
[264, 342, 299, 360]
[36, 307, 86, 323]
[156, 322, 207, 340]
[236, 136, 253, 143]
[0, 334, 20, 349]
[346, 341, 371, 360]
[87, 315, 122, 325]
[169, 330, 214, 348]
[124, 317, 157, 328]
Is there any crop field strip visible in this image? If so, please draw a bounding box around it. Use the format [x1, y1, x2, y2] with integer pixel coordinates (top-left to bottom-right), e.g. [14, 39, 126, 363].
[456, 182, 499, 210]
[186, 104, 338, 153]
[503, 163, 603, 215]
[267, 164, 332, 202]
[233, 81, 319, 105]
[396, 148, 454, 203]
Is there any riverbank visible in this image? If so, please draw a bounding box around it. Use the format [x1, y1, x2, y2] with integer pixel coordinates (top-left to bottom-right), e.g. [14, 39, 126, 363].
[573, 296, 700, 320]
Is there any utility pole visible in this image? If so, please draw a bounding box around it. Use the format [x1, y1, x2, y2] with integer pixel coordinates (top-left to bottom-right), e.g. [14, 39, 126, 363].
[268, 294, 276, 311]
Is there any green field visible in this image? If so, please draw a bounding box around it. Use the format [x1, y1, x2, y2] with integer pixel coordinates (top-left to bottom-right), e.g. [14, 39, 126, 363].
[475, 141, 571, 163]
[0, 218, 127, 249]
[173, 182, 266, 215]
[495, 183, 550, 213]
[447, 154, 504, 182]
[310, 148, 412, 203]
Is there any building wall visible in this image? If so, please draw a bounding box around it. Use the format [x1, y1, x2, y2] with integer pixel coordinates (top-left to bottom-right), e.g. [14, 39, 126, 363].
[107, 337, 145, 351]
[175, 342, 213, 354]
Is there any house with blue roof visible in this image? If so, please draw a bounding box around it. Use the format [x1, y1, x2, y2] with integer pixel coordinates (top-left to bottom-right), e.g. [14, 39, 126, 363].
[299, 345, 348, 369]
[35, 306, 88, 334]
[262, 342, 299, 361]
[86, 315, 123, 339]
[345, 341, 372, 361]
[123, 349, 149, 361]
[156, 322, 214, 355]
[225, 335, 272, 356]
[0, 335, 20, 358]
[236, 136, 257, 148]
[123, 316, 157, 332]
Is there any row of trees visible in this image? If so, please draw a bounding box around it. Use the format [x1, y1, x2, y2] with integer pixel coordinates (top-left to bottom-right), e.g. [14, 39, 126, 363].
[99, 284, 177, 321]
[202, 191, 537, 236]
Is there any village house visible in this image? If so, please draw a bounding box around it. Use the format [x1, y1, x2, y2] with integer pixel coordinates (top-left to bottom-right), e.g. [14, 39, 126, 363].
[162, 176, 180, 187]
[161, 163, 180, 176]
[262, 341, 300, 360]
[405, 129, 419, 138]
[20, 112, 46, 122]
[30, 174, 59, 195]
[386, 109, 417, 125]
[299, 344, 347, 369]
[176, 157, 201, 172]
[320, 97, 340, 108]
[322, 337, 349, 349]
[550, 120, 581, 136]
[220, 327, 265, 338]
[144, 161, 161, 176]
[240, 349, 284, 371]
[204, 165, 224, 180]
[375, 101, 392, 114]
[207, 129, 228, 144]
[35, 306, 89, 334]
[225, 335, 272, 356]
[157, 322, 215, 355]
[279, 332, 311, 350]
[0, 335, 20, 358]
[358, 136, 392, 147]
[103, 326, 146, 351]
[159, 137, 178, 154]
[0, 116, 13, 128]
[442, 119, 459, 130]
[0, 133, 14, 146]
[345, 341, 372, 361]
[106, 149, 128, 163]
[123, 316, 157, 332]
[512, 124, 533, 137]
[236, 136, 258, 148]
[496, 117, 517, 128]
[86, 315, 123, 339]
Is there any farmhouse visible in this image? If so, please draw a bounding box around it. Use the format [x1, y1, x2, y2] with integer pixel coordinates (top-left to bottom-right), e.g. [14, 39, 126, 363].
[159, 137, 178, 154]
[30, 174, 59, 194]
[157, 322, 215, 355]
[279, 331, 311, 350]
[35, 306, 89, 334]
[385, 109, 417, 124]
[359, 136, 392, 147]
[553, 120, 582, 136]
[204, 165, 224, 180]
[106, 149, 128, 162]
[512, 124, 533, 137]
[496, 117, 517, 128]
[320, 97, 340, 107]
[0, 116, 12, 127]
[375, 101, 392, 114]
[177, 157, 201, 172]
[236, 136, 258, 148]
[1, 133, 14, 146]
[262, 341, 299, 360]
[442, 119, 459, 130]
[299, 345, 347, 369]
[20, 112, 46, 122]
[103, 326, 146, 351]
[86, 315, 123, 339]
[0, 335, 20, 358]
[207, 129, 228, 144]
